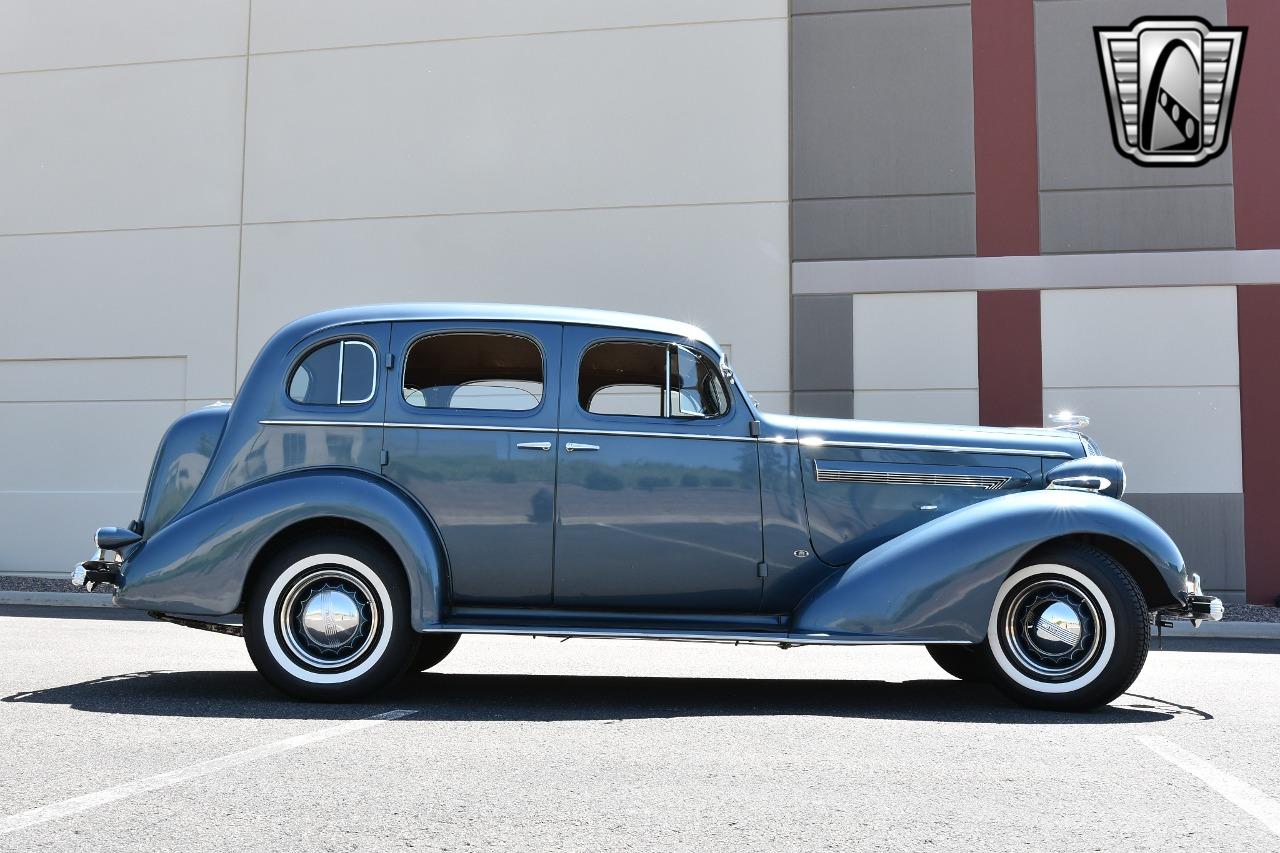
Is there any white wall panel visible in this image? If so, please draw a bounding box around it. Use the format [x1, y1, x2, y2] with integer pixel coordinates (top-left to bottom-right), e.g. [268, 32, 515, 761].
[1043, 387, 1242, 493]
[1043, 286, 1238, 388]
[852, 291, 977, 391]
[251, 0, 785, 53]
[0, 357, 185, 402]
[854, 389, 979, 425]
[0, 59, 246, 233]
[237, 203, 790, 394]
[242, 20, 788, 222]
[0, 228, 240, 399]
[0, 0, 248, 74]
[0, 492, 143, 577]
[0, 400, 182, 491]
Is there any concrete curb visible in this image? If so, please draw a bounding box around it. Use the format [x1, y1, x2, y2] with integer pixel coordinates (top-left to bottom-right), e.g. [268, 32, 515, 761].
[0, 591, 116, 608]
[1151, 621, 1280, 640]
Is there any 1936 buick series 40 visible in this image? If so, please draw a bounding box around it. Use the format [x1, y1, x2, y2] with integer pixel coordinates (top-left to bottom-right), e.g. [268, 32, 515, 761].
[73, 304, 1222, 708]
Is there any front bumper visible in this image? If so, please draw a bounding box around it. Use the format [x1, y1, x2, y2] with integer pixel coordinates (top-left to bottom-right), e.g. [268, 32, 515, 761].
[1160, 572, 1225, 628]
[70, 555, 122, 592]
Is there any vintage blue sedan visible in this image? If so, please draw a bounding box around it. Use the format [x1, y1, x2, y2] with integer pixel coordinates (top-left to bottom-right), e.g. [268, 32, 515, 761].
[73, 304, 1222, 708]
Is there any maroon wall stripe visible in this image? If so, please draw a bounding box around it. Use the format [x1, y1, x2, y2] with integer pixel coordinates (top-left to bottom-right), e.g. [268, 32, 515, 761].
[1228, 0, 1280, 250]
[1238, 286, 1280, 604]
[971, 0, 1040, 257]
[977, 290, 1042, 428]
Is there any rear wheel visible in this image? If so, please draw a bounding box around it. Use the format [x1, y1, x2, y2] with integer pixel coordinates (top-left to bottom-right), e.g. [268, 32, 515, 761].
[412, 633, 460, 672]
[926, 644, 990, 682]
[982, 544, 1149, 711]
[244, 534, 420, 701]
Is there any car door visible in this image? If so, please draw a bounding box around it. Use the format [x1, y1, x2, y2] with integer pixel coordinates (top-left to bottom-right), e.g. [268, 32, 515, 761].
[552, 325, 763, 612]
[382, 321, 560, 605]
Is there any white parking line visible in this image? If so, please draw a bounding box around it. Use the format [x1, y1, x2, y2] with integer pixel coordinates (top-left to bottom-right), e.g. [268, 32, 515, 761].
[1138, 734, 1280, 837]
[0, 709, 417, 836]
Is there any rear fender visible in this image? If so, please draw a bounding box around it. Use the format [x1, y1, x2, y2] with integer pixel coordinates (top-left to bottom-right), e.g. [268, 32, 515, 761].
[791, 489, 1186, 643]
[115, 468, 448, 630]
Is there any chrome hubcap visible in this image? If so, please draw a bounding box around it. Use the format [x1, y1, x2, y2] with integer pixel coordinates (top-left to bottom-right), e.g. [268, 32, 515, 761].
[1002, 578, 1102, 681]
[279, 569, 379, 669]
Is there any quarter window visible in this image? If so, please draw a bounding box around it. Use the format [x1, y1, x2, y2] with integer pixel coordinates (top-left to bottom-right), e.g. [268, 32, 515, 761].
[402, 333, 543, 411]
[579, 341, 729, 419]
[288, 339, 377, 406]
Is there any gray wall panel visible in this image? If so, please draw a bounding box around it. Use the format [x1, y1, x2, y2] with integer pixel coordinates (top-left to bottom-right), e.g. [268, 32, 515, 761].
[793, 194, 975, 260]
[792, 391, 855, 419]
[1035, 0, 1232, 191]
[792, 294, 854, 391]
[793, 0, 968, 12]
[1041, 186, 1235, 254]
[1124, 493, 1245, 596]
[791, 5, 975, 199]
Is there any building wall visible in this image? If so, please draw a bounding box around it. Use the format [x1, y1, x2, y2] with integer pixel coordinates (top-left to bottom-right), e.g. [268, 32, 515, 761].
[0, 0, 791, 577]
[791, 0, 1280, 603]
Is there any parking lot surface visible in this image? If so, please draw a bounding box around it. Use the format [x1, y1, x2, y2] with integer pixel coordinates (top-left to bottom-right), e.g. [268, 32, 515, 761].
[0, 606, 1277, 852]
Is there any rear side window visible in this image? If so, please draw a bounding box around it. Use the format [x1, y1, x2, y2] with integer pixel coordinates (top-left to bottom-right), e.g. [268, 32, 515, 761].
[402, 332, 543, 411]
[579, 340, 729, 418]
[288, 339, 377, 405]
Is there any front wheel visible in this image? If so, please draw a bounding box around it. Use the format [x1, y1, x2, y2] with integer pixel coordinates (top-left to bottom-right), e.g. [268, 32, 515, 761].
[982, 544, 1149, 711]
[244, 534, 420, 701]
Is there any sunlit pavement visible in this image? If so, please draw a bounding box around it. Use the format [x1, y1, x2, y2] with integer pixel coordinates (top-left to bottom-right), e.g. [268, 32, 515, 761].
[1, 605, 1277, 852]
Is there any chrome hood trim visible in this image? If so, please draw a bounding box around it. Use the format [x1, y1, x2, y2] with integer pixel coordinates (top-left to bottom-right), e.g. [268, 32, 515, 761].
[757, 413, 1086, 460]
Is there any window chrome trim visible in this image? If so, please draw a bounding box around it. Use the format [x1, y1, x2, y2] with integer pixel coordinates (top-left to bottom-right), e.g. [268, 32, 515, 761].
[337, 340, 377, 405]
[814, 461, 1013, 490]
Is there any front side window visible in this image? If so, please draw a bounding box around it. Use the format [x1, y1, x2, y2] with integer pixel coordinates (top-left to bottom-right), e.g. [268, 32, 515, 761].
[288, 339, 376, 405]
[402, 332, 544, 411]
[579, 340, 729, 419]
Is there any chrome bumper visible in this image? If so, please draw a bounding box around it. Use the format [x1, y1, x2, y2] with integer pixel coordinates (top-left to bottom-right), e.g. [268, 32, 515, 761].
[70, 548, 122, 593]
[1160, 573, 1224, 628]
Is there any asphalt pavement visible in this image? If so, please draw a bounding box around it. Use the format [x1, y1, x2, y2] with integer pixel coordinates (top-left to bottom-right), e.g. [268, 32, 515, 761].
[1, 605, 1277, 852]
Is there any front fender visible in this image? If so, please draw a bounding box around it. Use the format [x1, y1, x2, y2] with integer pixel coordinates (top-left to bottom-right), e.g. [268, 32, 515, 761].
[791, 489, 1186, 643]
[115, 468, 448, 630]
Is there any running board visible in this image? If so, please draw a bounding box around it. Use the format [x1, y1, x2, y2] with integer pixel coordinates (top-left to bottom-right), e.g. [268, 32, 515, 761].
[423, 623, 968, 646]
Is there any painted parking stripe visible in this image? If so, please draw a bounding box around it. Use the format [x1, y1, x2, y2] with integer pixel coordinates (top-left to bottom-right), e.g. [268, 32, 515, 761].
[0, 709, 416, 836]
[1138, 735, 1280, 837]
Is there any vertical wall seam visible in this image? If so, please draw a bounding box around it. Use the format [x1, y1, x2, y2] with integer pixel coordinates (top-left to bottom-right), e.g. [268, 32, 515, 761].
[233, 0, 253, 394]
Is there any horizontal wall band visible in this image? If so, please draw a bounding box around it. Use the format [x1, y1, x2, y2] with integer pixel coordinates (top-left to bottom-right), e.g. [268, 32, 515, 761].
[793, 249, 1280, 294]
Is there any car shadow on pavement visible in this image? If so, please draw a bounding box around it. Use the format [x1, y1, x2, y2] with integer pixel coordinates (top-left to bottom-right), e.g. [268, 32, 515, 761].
[1, 670, 1203, 724]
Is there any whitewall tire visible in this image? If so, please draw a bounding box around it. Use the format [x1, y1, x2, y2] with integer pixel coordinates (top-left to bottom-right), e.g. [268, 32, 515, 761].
[981, 544, 1149, 711]
[245, 534, 420, 701]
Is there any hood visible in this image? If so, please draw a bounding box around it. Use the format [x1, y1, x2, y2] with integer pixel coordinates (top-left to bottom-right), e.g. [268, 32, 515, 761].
[757, 412, 1087, 461]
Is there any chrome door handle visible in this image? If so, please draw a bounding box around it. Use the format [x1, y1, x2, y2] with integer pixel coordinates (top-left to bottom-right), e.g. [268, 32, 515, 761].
[565, 442, 600, 452]
[516, 441, 552, 451]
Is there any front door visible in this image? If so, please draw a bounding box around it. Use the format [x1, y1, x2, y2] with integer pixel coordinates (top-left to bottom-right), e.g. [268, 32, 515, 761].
[382, 321, 560, 605]
[552, 326, 763, 612]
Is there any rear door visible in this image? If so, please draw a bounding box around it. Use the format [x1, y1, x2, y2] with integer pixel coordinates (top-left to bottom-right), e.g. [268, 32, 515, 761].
[382, 321, 561, 605]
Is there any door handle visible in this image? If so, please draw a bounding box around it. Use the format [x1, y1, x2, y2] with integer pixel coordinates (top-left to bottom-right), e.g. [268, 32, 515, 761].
[565, 442, 600, 452]
[516, 441, 552, 451]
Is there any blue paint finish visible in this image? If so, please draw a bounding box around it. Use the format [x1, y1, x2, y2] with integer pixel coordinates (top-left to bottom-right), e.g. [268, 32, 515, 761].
[551, 325, 763, 611]
[791, 488, 1186, 642]
[381, 320, 562, 606]
[88, 303, 1194, 650]
[117, 469, 448, 630]
[137, 403, 230, 534]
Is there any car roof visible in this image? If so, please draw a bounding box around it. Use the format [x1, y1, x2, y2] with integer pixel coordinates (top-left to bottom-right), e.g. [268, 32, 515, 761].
[290, 303, 724, 354]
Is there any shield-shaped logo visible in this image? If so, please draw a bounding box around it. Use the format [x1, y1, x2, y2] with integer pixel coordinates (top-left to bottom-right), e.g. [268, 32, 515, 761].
[1094, 17, 1246, 166]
